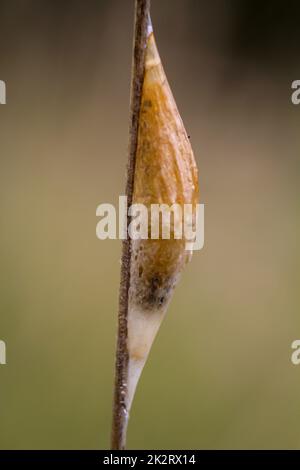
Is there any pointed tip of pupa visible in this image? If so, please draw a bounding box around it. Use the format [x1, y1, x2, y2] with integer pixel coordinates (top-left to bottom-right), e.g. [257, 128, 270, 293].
[147, 13, 153, 37]
[126, 303, 166, 412]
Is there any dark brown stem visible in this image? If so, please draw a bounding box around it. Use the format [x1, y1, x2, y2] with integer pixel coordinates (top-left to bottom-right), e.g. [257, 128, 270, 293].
[111, 0, 151, 451]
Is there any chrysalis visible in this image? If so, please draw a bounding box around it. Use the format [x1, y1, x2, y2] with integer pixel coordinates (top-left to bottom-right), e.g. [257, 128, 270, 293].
[126, 21, 199, 412]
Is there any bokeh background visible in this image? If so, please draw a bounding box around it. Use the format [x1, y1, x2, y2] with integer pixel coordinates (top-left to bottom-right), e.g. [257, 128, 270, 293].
[0, 0, 300, 450]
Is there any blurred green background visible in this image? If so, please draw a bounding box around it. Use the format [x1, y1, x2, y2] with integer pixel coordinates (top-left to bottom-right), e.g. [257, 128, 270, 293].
[0, 0, 300, 449]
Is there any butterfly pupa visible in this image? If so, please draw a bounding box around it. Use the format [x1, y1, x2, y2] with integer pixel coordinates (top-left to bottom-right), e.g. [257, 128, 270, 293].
[126, 20, 199, 413]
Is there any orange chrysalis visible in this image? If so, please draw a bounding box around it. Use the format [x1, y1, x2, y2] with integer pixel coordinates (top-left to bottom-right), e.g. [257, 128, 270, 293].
[126, 26, 199, 411]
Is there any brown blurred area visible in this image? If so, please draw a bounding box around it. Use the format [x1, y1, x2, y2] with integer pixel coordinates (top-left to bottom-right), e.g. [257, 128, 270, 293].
[0, 0, 300, 449]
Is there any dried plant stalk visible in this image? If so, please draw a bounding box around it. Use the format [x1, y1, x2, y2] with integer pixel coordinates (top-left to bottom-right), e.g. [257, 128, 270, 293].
[111, 0, 151, 451]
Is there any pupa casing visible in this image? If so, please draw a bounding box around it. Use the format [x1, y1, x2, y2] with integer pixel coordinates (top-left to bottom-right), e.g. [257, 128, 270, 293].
[126, 28, 199, 411]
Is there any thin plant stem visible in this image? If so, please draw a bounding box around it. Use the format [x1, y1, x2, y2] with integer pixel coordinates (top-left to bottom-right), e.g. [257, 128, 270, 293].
[111, 0, 151, 451]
